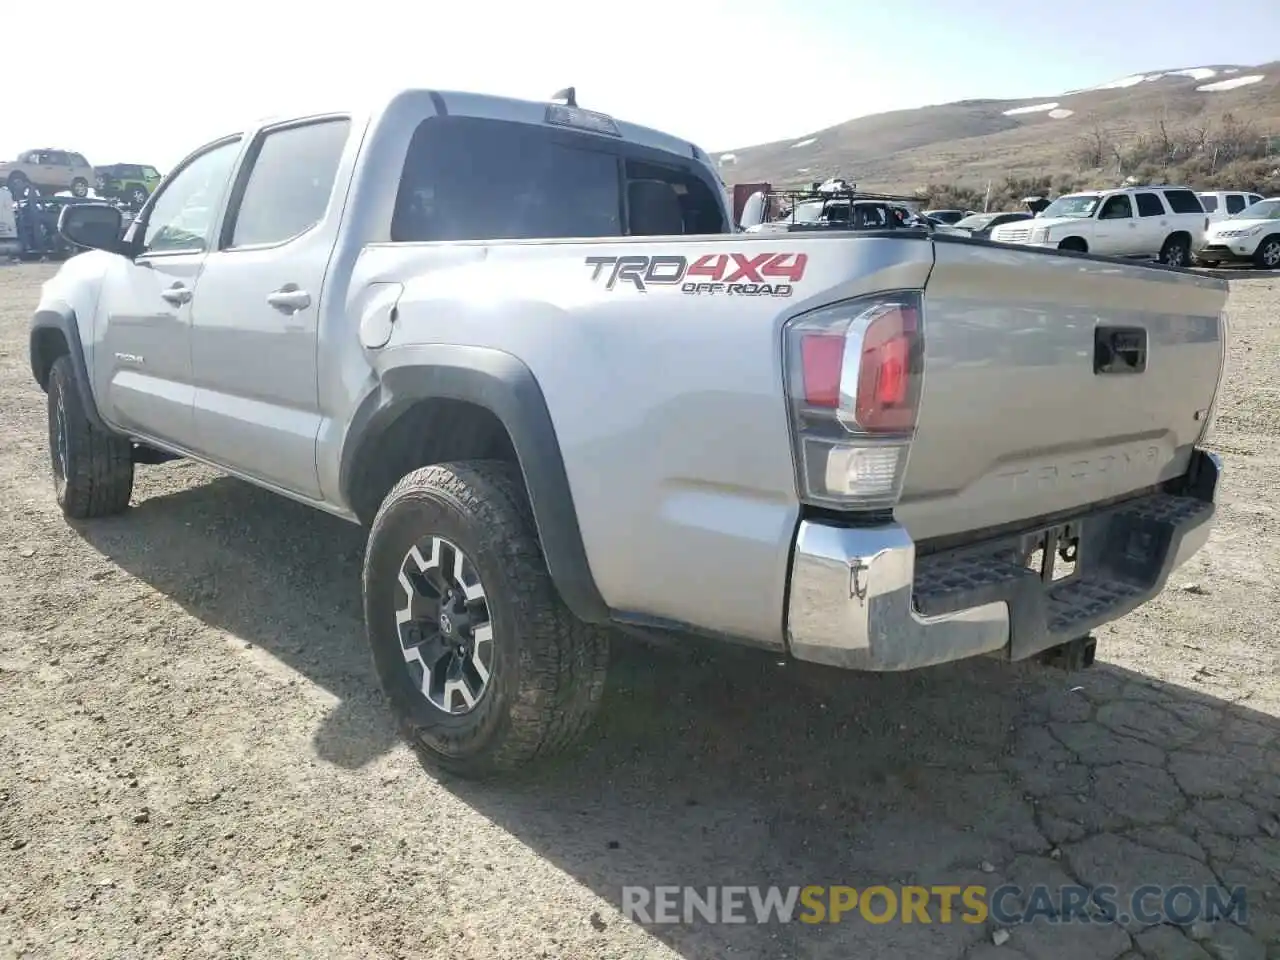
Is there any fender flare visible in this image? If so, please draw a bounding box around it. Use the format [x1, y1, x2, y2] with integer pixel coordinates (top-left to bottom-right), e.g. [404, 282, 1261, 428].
[340, 343, 610, 624]
[29, 303, 110, 433]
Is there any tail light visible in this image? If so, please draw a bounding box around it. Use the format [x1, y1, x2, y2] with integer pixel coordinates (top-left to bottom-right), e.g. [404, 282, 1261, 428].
[783, 292, 924, 509]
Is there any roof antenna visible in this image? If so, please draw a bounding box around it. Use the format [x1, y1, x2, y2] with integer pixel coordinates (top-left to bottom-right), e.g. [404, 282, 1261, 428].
[551, 86, 577, 108]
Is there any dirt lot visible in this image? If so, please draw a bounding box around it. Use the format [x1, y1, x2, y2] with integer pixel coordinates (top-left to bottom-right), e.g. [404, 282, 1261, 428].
[0, 263, 1277, 960]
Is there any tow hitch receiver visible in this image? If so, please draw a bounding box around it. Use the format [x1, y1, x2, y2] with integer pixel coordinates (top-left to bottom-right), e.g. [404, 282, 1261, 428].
[1037, 634, 1097, 671]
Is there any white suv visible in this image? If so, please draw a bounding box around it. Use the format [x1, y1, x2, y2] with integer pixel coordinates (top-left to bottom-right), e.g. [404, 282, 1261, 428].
[989, 186, 1209, 267]
[1194, 197, 1280, 269]
[1198, 190, 1263, 223]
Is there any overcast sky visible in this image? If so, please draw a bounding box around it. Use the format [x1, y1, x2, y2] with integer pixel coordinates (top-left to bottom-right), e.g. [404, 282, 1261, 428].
[5, 0, 1278, 171]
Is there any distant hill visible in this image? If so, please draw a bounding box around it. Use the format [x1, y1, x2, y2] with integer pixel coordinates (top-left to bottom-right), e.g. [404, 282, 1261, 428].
[716, 63, 1280, 195]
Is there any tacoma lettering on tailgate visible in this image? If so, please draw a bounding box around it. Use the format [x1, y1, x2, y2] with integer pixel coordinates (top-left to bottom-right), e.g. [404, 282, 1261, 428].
[584, 253, 807, 297]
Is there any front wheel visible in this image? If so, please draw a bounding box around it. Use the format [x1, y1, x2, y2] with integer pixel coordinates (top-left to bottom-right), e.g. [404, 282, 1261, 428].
[1255, 236, 1280, 270]
[362, 461, 609, 779]
[47, 356, 134, 518]
[1159, 235, 1190, 268]
[70, 178, 89, 198]
[1057, 237, 1087, 253]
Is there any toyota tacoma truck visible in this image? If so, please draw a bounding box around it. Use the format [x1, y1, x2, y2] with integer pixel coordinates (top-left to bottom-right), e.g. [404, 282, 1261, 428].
[30, 89, 1228, 779]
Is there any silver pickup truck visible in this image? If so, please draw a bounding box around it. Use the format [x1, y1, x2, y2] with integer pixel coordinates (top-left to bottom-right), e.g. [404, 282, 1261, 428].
[30, 89, 1228, 779]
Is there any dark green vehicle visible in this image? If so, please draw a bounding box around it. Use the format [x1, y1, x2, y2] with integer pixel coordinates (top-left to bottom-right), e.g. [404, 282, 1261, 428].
[94, 163, 163, 208]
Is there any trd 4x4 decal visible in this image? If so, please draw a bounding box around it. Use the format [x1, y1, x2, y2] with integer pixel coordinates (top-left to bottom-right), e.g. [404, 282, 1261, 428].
[585, 252, 808, 296]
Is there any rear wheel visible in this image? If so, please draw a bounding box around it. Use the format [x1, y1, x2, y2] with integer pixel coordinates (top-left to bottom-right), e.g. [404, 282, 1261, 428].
[1255, 235, 1280, 270]
[1159, 235, 1190, 268]
[362, 461, 609, 779]
[47, 356, 134, 519]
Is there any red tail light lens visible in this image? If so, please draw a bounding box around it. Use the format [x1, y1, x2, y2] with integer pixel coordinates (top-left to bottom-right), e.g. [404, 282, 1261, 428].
[799, 334, 844, 408]
[855, 305, 919, 433]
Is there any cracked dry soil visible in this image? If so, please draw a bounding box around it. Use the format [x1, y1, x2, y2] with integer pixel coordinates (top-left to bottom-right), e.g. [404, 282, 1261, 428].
[0, 263, 1278, 960]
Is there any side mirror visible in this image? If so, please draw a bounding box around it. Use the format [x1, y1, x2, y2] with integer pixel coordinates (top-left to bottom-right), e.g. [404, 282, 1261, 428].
[58, 203, 128, 255]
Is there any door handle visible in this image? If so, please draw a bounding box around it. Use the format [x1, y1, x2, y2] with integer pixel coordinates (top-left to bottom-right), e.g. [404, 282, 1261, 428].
[160, 284, 192, 306]
[266, 285, 311, 314]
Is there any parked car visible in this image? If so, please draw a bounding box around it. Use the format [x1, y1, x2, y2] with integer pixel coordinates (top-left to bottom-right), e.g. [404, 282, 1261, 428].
[937, 211, 1033, 240]
[921, 208, 973, 225]
[988, 186, 1209, 266]
[33, 88, 1227, 780]
[0, 149, 95, 197]
[1194, 197, 1280, 268]
[95, 164, 164, 209]
[1197, 190, 1264, 223]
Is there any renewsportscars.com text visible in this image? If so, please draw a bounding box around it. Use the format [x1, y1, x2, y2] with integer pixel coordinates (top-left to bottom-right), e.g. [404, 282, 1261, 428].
[622, 884, 1247, 926]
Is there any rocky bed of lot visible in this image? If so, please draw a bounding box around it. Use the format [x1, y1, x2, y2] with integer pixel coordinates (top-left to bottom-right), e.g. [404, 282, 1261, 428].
[0, 263, 1277, 960]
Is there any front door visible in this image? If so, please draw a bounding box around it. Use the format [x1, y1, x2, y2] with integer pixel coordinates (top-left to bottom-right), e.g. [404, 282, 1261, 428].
[189, 116, 352, 499]
[93, 137, 244, 447]
[1093, 194, 1137, 255]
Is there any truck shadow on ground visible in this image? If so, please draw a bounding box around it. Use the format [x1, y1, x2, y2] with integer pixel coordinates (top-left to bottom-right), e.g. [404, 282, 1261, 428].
[78, 471, 1280, 959]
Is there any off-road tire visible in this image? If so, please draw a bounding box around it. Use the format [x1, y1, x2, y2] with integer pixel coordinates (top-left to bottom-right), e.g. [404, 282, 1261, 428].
[47, 356, 134, 518]
[1159, 235, 1191, 268]
[70, 177, 89, 198]
[363, 460, 609, 779]
[1254, 235, 1280, 270]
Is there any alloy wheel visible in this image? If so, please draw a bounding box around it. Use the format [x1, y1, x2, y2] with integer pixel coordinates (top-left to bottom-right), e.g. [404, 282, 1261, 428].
[394, 535, 494, 715]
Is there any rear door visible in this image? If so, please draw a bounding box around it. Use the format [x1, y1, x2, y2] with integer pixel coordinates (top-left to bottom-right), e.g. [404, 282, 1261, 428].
[188, 115, 352, 498]
[901, 239, 1228, 542]
[1133, 191, 1168, 251]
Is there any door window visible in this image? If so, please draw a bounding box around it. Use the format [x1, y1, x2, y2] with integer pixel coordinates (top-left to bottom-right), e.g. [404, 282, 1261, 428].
[141, 138, 242, 255]
[1135, 193, 1164, 217]
[1200, 195, 1218, 213]
[1225, 194, 1247, 215]
[1098, 195, 1133, 220]
[224, 118, 351, 248]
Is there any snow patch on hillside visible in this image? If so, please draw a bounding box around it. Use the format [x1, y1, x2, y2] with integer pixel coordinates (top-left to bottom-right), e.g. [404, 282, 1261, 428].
[1090, 74, 1147, 90]
[1003, 101, 1059, 116]
[1048, 108, 1074, 119]
[1197, 74, 1265, 92]
[1166, 67, 1217, 80]
[718, 153, 738, 165]
[792, 137, 817, 149]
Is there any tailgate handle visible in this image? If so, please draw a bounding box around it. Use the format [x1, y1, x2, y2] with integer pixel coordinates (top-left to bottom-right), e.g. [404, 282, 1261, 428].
[1094, 326, 1147, 375]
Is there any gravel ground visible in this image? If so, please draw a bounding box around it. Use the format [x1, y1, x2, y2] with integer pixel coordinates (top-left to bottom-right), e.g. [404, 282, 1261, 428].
[0, 263, 1277, 960]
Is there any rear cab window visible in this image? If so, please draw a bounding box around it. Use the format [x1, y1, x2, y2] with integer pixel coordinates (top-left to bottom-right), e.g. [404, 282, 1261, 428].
[1162, 189, 1204, 214]
[391, 115, 726, 242]
[1200, 195, 1219, 213]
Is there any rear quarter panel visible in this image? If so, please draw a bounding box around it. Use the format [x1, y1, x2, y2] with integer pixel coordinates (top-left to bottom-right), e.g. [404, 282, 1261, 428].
[357, 233, 935, 646]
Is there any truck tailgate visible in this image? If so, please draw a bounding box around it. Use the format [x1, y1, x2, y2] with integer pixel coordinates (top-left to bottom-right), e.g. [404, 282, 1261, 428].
[896, 238, 1228, 543]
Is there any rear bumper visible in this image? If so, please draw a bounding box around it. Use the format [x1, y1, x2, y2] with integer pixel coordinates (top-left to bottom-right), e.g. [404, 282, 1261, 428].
[785, 448, 1221, 671]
